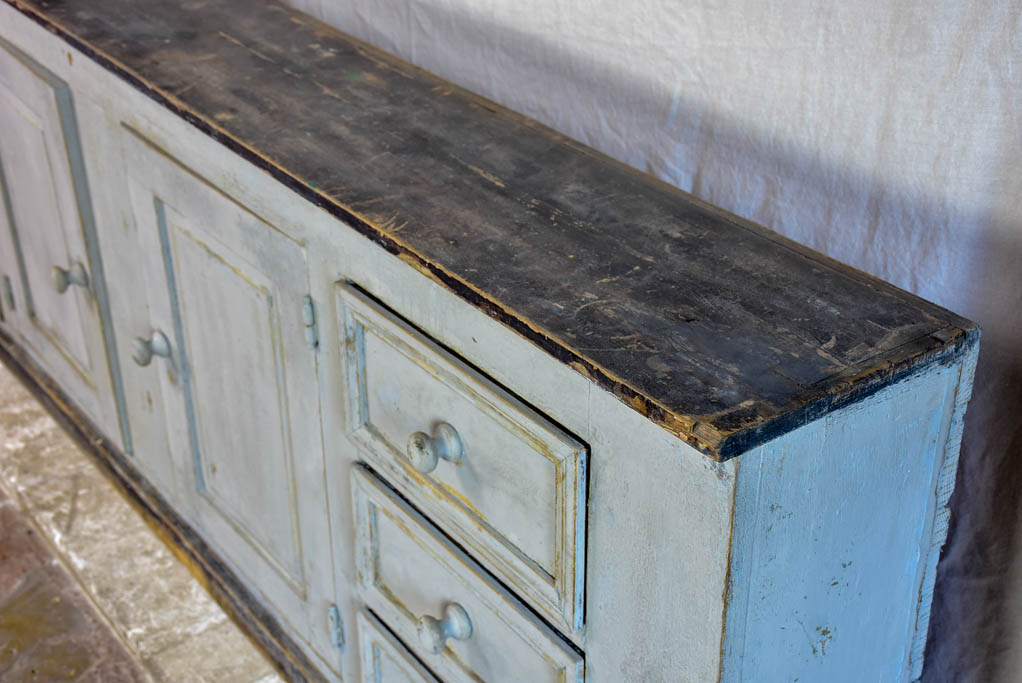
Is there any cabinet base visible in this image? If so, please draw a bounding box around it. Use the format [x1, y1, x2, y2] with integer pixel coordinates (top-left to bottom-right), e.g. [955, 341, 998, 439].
[0, 329, 327, 683]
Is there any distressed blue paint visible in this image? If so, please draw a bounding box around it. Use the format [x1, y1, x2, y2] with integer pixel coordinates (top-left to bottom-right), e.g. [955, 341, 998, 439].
[908, 342, 979, 678]
[53, 73, 133, 456]
[154, 197, 205, 492]
[721, 361, 966, 682]
[328, 603, 345, 650]
[0, 150, 28, 314]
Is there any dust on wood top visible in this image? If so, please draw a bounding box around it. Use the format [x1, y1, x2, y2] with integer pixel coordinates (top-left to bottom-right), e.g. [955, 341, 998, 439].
[10, 0, 979, 459]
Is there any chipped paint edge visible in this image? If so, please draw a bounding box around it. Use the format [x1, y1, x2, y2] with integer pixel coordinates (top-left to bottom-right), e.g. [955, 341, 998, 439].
[717, 350, 978, 682]
[908, 333, 980, 680]
[0, 0, 980, 461]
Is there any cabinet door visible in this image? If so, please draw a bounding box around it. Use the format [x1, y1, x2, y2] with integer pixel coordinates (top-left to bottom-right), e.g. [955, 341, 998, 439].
[121, 128, 336, 661]
[0, 39, 112, 427]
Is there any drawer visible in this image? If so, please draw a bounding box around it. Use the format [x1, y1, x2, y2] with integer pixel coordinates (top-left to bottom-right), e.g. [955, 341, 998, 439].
[352, 466, 584, 683]
[337, 284, 587, 633]
[358, 610, 439, 683]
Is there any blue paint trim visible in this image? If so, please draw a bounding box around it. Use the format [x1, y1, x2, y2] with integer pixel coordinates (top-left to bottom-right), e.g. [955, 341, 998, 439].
[154, 197, 205, 492]
[0, 39, 39, 324]
[53, 66, 133, 456]
[0, 149, 34, 320]
[327, 603, 344, 650]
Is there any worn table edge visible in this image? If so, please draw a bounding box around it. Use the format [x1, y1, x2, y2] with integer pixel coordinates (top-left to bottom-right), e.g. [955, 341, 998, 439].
[2, 0, 981, 460]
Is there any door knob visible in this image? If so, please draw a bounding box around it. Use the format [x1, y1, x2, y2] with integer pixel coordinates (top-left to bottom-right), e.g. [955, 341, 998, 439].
[406, 422, 463, 474]
[51, 262, 89, 293]
[416, 602, 472, 654]
[132, 330, 171, 367]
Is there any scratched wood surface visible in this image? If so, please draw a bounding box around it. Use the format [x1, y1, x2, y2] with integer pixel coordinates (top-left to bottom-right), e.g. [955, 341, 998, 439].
[7, 0, 978, 458]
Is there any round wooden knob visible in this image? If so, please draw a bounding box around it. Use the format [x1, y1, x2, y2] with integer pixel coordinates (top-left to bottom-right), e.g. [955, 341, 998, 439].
[417, 603, 472, 654]
[405, 422, 463, 474]
[51, 262, 89, 293]
[132, 330, 171, 367]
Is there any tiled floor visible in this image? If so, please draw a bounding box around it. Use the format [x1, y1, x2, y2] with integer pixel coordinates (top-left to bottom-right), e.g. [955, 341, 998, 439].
[0, 361, 283, 682]
[0, 485, 146, 681]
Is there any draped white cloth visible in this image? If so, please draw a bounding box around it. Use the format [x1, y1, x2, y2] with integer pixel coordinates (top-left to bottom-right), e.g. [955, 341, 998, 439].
[287, 1, 1022, 678]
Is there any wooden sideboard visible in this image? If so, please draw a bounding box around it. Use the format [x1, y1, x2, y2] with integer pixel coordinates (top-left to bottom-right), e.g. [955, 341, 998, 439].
[0, 1, 979, 681]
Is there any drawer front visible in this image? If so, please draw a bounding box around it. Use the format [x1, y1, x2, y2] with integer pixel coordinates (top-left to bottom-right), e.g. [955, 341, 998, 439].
[358, 610, 439, 683]
[337, 284, 587, 633]
[352, 466, 584, 683]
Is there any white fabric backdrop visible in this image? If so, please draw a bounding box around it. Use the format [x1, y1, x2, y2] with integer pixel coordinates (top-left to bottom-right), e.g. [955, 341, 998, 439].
[286, 1, 1022, 678]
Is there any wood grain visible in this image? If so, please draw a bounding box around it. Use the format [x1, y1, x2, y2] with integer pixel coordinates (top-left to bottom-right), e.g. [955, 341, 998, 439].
[7, 0, 979, 458]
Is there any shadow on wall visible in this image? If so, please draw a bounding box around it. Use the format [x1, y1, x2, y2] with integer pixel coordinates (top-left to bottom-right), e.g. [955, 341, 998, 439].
[296, 0, 1022, 678]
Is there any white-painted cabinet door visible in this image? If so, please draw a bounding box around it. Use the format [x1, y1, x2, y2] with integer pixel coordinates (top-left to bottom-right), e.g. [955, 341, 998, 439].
[120, 127, 337, 663]
[0, 38, 111, 427]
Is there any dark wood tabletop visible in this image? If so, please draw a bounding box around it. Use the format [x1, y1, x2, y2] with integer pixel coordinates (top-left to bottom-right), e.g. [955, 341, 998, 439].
[7, 0, 979, 459]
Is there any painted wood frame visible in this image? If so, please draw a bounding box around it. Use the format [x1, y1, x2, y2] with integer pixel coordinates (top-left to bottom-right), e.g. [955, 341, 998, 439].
[0, 2, 980, 681]
[351, 465, 585, 683]
[357, 609, 439, 683]
[0, 35, 121, 441]
[338, 283, 587, 634]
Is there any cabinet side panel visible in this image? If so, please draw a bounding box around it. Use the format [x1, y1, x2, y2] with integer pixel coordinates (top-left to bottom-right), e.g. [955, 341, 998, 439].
[721, 359, 968, 682]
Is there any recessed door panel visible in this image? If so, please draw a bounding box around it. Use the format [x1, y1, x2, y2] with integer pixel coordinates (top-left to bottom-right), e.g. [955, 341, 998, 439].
[0, 99, 90, 368]
[0, 39, 110, 425]
[167, 205, 303, 581]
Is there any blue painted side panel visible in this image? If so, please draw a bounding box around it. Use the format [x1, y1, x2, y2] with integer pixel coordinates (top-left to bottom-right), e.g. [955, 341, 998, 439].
[722, 360, 966, 682]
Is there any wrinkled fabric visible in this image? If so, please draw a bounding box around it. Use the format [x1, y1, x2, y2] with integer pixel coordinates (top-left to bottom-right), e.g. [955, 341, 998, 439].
[288, 1, 1022, 679]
